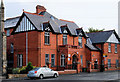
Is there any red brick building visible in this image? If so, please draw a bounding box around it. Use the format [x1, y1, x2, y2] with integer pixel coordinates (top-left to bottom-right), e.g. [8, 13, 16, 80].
[5, 5, 120, 73]
[87, 30, 120, 71]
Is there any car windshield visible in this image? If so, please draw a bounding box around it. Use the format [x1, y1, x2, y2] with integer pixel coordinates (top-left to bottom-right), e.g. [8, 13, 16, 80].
[32, 67, 40, 71]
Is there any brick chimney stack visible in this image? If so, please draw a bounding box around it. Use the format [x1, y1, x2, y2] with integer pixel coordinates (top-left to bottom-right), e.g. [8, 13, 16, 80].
[36, 5, 46, 14]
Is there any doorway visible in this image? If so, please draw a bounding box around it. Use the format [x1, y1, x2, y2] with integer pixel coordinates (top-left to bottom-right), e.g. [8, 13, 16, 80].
[72, 55, 78, 69]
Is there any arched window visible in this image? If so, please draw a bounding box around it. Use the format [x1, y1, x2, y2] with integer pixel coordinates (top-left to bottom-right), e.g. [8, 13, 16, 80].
[61, 55, 65, 66]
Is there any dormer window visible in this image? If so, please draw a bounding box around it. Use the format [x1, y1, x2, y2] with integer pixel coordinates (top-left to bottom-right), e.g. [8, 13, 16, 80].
[50, 16, 55, 20]
[43, 23, 51, 32]
[45, 27, 51, 31]
[63, 29, 68, 33]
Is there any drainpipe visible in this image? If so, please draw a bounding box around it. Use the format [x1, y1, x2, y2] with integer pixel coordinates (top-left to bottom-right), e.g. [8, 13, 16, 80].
[26, 32, 28, 65]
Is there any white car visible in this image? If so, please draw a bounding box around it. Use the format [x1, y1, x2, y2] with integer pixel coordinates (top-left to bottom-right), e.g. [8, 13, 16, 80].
[27, 67, 59, 79]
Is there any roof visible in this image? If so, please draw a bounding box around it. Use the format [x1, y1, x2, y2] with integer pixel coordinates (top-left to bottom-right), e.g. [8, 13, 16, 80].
[87, 30, 119, 44]
[85, 38, 99, 51]
[5, 16, 20, 29]
[19, 11, 79, 35]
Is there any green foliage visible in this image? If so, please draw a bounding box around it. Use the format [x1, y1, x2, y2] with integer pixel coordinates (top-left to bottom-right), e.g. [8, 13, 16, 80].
[86, 27, 105, 33]
[12, 62, 35, 74]
[12, 68, 20, 74]
[19, 66, 27, 74]
[26, 62, 33, 72]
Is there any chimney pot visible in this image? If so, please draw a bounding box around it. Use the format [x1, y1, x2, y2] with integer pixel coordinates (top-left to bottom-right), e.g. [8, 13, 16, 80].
[36, 5, 46, 14]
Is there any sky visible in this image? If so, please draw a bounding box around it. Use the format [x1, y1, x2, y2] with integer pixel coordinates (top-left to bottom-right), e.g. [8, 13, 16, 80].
[3, 0, 119, 32]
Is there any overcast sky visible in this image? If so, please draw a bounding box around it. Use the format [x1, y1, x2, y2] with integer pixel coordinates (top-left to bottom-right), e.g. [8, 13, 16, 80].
[3, 0, 119, 32]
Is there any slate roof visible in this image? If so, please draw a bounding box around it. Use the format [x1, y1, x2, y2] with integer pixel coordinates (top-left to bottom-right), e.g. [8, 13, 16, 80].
[85, 38, 99, 51]
[5, 16, 20, 29]
[24, 11, 79, 35]
[87, 30, 116, 43]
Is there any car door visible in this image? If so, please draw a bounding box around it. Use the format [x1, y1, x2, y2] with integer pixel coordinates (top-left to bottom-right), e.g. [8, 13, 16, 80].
[41, 68, 49, 77]
[45, 68, 53, 77]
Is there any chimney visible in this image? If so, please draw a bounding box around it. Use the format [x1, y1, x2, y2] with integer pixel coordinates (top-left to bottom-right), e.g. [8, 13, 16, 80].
[36, 5, 46, 14]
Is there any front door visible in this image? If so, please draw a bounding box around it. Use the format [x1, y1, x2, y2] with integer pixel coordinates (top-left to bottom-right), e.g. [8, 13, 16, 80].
[72, 55, 77, 69]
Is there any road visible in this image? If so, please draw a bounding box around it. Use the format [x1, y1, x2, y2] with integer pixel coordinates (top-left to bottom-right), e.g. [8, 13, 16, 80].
[1, 71, 120, 82]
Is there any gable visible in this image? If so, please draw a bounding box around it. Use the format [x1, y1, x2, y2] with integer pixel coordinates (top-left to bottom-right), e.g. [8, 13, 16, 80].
[15, 15, 36, 33]
[107, 33, 119, 43]
[43, 23, 53, 32]
[60, 26, 70, 34]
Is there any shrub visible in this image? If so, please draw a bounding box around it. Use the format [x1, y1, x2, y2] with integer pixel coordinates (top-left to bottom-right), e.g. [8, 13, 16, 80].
[13, 62, 35, 74]
[12, 68, 20, 74]
[26, 62, 33, 73]
[20, 66, 27, 74]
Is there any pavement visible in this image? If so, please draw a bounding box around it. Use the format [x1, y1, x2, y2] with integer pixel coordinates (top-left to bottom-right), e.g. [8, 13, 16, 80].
[1, 70, 120, 82]
[0, 76, 6, 82]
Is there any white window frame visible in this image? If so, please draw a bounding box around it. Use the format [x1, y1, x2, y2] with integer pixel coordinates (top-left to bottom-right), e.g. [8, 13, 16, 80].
[11, 43, 14, 53]
[108, 43, 111, 52]
[7, 29, 10, 36]
[115, 44, 117, 53]
[17, 54, 23, 67]
[78, 36, 82, 48]
[108, 59, 111, 68]
[63, 34, 67, 45]
[116, 60, 119, 68]
[44, 32, 50, 45]
[45, 54, 49, 65]
[61, 54, 65, 67]
[51, 54, 55, 67]
[80, 55, 83, 66]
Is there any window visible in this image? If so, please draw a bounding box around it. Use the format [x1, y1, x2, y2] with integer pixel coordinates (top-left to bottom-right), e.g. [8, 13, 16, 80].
[17, 54, 23, 67]
[7, 29, 10, 36]
[44, 32, 50, 45]
[94, 61, 98, 69]
[115, 44, 117, 53]
[45, 54, 49, 65]
[80, 55, 83, 66]
[108, 59, 111, 68]
[51, 54, 55, 67]
[11, 43, 14, 53]
[78, 36, 82, 48]
[116, 60, 119, 68]
[63, 34, 67, 45]
[108, 43, 111, 52]
[50, 16, 55, 20]
[61, 55, 65, 66]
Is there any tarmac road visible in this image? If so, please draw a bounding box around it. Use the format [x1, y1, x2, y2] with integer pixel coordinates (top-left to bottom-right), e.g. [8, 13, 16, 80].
[1, 70, 120, 82]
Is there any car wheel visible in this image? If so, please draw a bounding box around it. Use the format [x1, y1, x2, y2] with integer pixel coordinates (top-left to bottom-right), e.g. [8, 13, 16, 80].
[54, 73, 57, 78]
[39, 74, 44, 79]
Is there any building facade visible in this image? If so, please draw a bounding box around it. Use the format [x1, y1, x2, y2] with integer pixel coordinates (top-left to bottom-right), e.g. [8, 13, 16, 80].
[5, 5, 120, 73]
[87, 30, 120, 71]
